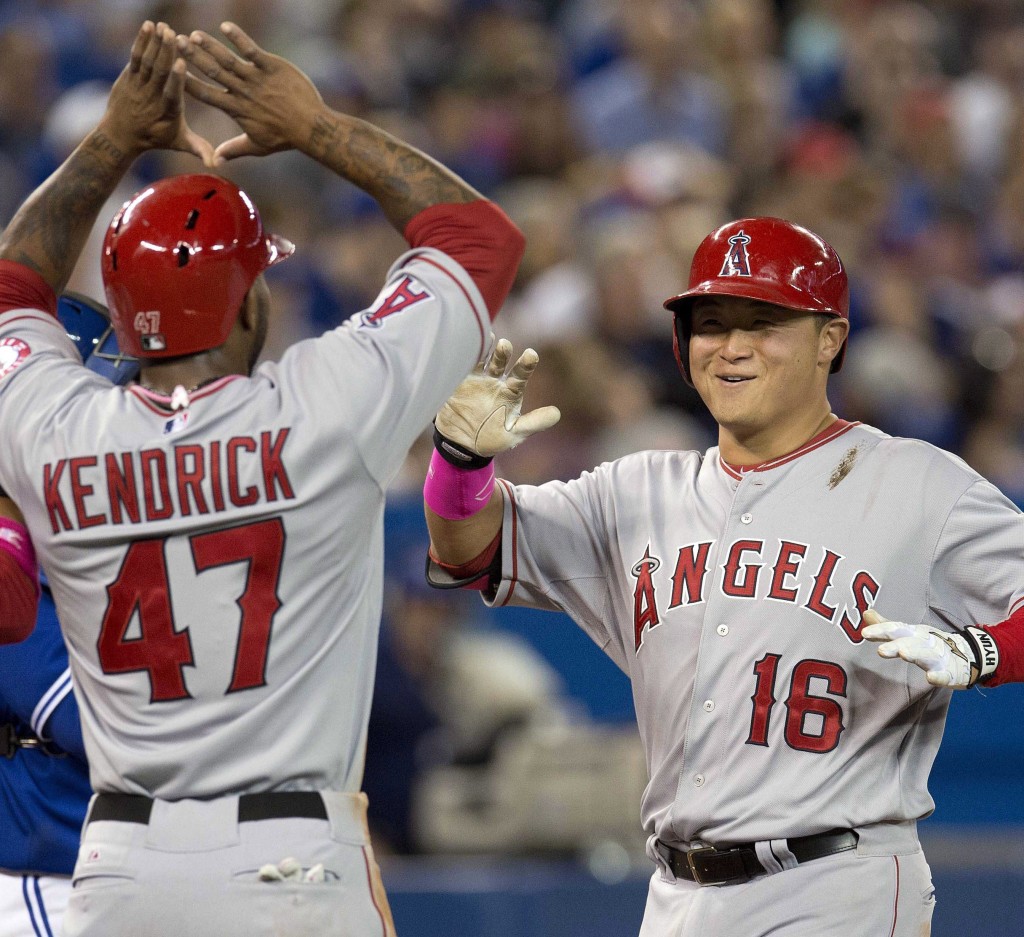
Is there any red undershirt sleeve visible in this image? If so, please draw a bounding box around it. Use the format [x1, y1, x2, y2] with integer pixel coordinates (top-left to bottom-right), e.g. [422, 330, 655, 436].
[403, 201, 525, 321]
[0, 260, 58, 317]
[0, 550, 37, 644]
[982, 606, 1024, 686]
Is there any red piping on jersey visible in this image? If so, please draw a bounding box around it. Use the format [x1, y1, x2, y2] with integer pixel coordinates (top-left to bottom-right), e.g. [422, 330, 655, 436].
[496, 478, 519, 606]
[415, 255, 487, 361]
[888, 855, 900, 937]
[719, 420, 861, 479]
[361, 846, 388, 937]
[128, 376, 244, 415]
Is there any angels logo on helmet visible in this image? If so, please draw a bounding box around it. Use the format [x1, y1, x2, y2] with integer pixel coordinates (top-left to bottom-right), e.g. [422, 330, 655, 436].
[719, 231, 752, 277]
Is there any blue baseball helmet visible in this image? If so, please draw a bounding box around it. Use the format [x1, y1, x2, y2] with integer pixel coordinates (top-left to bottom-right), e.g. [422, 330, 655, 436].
[57, 291, 139, 386]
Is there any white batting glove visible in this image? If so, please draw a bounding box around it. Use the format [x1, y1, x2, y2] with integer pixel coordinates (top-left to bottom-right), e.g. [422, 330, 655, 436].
[861, 609, 999, 689]
[258, 857, 325, 883]
[435, 338, 561, 458]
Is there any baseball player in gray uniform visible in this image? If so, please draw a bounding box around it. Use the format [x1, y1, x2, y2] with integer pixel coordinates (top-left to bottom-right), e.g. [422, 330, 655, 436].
[423, 215, 1024, 936]
[0, 20, 523, 937]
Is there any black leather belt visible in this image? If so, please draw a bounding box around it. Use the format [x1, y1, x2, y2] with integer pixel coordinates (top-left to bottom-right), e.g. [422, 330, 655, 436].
[659, 828, 858, 886]
[88, 791, 329, 826]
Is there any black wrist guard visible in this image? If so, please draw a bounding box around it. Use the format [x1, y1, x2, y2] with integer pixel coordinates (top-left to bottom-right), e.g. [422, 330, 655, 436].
[432, 424, 493, 470]
[964, 626, 1000, 685]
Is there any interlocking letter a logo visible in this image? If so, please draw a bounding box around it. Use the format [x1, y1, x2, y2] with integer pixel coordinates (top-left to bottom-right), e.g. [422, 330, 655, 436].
[719, 232, 752, 277]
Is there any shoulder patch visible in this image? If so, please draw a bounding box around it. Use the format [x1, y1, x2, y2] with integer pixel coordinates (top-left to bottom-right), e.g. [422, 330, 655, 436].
[0, 337, 31, 379]
[360, 275, 433, 328]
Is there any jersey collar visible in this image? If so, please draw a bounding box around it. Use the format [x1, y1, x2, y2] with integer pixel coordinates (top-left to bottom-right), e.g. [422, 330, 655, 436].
[719, 418, 860, 480]
[128, 375, 242, 415]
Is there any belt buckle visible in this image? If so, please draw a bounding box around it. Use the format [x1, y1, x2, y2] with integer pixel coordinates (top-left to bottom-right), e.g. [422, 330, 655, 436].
[686, 845, 753, 886]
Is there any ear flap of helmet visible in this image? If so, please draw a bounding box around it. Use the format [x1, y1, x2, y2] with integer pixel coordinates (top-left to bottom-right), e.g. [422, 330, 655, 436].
[672, 311, 692, 386]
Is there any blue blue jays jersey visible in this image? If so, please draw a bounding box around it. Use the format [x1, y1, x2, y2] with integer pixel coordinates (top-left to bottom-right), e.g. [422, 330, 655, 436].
[0, 587, 90, 875]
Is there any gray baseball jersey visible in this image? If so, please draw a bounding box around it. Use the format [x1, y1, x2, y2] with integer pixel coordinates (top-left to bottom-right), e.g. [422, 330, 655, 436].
[0, 245, 488, 799]
[487, 419, 1024, 846]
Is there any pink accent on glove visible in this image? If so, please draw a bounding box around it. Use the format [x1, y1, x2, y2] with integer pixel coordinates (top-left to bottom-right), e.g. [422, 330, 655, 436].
[0, 517, 39, 596]
[424, 449, 496, 520]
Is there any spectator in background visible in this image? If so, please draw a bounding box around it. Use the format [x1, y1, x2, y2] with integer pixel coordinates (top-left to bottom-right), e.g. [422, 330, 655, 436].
[962, 333, 1024, 509]
[40, 80, 142, 301]
[0, 20, 57, 222]
[570, 0, 727, 156]
[366, 538, 569, 854]
[704, 0, 797, 198]
[498, 176, 597, 347]
[364, 587, 445, 855]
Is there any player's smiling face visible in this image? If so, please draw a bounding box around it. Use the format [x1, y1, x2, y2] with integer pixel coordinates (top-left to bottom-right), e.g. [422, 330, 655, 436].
[688, 296, 847, 460]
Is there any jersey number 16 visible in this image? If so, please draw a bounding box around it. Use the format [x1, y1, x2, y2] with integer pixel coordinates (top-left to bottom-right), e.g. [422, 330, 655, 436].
[745, 652, 848, 753]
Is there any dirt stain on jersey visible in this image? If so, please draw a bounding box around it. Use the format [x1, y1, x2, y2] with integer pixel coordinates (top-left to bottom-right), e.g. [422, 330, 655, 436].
[828, 447, 859, 489]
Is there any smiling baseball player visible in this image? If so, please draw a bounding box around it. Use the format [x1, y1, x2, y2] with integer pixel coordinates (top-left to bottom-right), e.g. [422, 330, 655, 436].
[0, 20, 522, 937]
[423, 216, 1024, 936]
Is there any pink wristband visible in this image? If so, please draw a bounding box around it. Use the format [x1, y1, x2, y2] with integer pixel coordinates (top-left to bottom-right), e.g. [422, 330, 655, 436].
[0, 517, 39, 593]
[424, 449, 496, 520]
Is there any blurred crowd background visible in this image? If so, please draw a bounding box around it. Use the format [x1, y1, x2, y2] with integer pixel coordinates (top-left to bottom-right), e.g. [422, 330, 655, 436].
[4, 0, 1024, 871]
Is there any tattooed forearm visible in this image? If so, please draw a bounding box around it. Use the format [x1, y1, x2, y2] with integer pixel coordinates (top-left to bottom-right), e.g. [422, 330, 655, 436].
[306, 113, 480, 230]
[90, 130, 129, 165]
[308, 114, 342, 162]
[0, 129, 136, 294]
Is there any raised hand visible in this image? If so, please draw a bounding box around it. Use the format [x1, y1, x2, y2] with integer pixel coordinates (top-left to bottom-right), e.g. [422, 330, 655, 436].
[178, 21, 482, 230]
[178, 22, 324, 165]
[101, 21, 214, 165]
[435, 338, 562, 458]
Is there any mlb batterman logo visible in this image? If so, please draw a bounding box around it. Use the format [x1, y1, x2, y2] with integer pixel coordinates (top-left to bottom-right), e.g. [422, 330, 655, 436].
[719, 231, 752, 277]
[0, 337, 30, 379]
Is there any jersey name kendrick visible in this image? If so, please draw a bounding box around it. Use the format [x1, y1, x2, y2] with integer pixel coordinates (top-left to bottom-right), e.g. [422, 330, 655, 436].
[631, 537, 880, 652]
[41, 429, 295, 532]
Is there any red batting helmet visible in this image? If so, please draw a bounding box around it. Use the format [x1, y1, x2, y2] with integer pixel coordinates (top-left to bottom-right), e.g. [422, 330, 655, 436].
[101, 174, 294, 358]
[663, 217, 849, 385]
